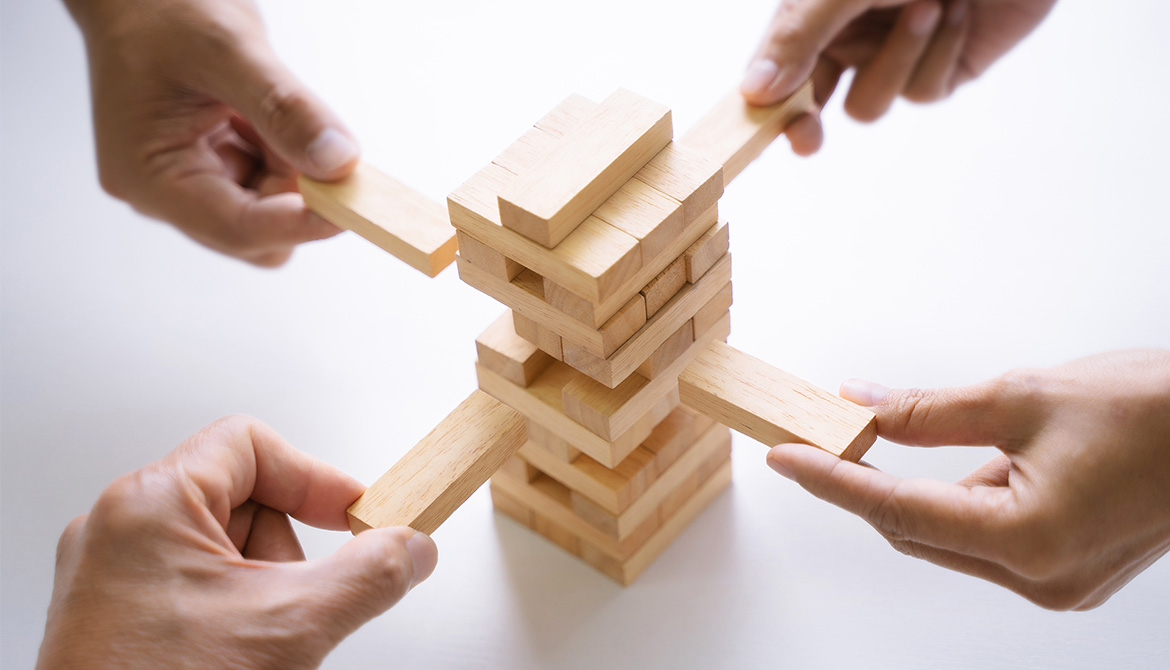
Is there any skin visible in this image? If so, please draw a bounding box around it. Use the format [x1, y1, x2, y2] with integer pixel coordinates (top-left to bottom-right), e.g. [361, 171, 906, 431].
[64, 0, 360, 266]
[37, 416, 437, 669]
[768, 349, 1170, 610]
[741, 0, 1058, 154]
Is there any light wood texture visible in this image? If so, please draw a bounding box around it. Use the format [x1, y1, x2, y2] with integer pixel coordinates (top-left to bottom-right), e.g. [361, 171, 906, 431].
[679, 81, 816, 184]
[693, 282, 733, 336]
[561, 253, 733, 388]
[511, 309, 563, 361]
[490, 486, 534, 527]
[457, 232, 522, 282]
[498, 89, 673, 247]
[645, 406, 714, 477]
[525, 419, 582, 462]
[641, 255, 687, 318]
[475, 311, 554, 387]
[684, 220, 729, 283]
[678, 341, 878, 461]
[636, 319, 694, 379]
[299, 163, 457, 277]
[500, 455, 542, 483]
[560, 311, 732, 440]
[347, 390, 527, 534]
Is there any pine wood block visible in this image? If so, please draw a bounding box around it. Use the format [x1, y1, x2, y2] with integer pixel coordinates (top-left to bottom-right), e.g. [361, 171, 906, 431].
[450, 163, 641, 304]
[678, 341, 878, 462]
[347, 390, 527, 535]
[636, 319, 694, 379]
[498, 89, 673, 248]
[511, 308, 563, 361]
[534, 93, 600, 137]
[641, 255, 687, 318]
[457, 232, 523, 282]
[476, 311, 554, 387]
[299, 163, 457, 277]
[643, 405, 711, 477]
[491, 486, 534, 527]
[500, 455, 542, 483]
[533, 511, 582, 554]
[684, 220, 729, 283]
[561, 253, 733, 389]
[524, 419, 581, 462]
[679, 81, 816, 185]
[561, 311, 731, 440]
[477, 361, 679, 468]
[693, 282, 733, 337]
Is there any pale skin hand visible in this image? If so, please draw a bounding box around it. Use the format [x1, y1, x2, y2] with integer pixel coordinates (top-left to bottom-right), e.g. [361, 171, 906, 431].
[37, 416, 437, 669]
[741, 0, 1058, 155]
[767, 349, 1170, 610]
[64, 0, 360, 266]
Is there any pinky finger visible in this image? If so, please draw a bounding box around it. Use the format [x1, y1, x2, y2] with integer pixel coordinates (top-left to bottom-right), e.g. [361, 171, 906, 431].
[904, 0, 970, 102]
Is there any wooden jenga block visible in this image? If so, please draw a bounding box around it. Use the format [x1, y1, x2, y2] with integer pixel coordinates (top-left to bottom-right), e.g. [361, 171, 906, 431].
[683, 220, 729, 283]
[643, 405, 712, 477]
[679, 81, 816, 184]
[533, 511, 582, 554]
[500, 455, 542, 483]
[592, 177, 685, 262]
[498, 89, 672, 247]
[635, 319, 694, 379]
[347, 390, 527, 535]
[533, 93, 600, 137]
[561, 253, 733, 388]
[490, 486, 534, 527]
[641, 255, 687, 318]
[678, 341, 878, 462]
[692, 282, 733, 337]
[457, 232, 523, 282]
[511, 308, 563, 361]
[476, 311, 554, 387]
[299, 163, 457, 277]
[524, 419, 581, 462]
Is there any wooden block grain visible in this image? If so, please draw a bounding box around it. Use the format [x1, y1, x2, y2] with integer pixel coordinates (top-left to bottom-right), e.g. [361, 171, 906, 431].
[299, 163, 457, 277]
[692, 282, 733, 337]
[684, 220, 729, 283]
[476, 311, 554, 387]
[347, 390, 527, 535]
[498, 89, 673, 247]
[511, 309, 563, 360]
[592, 177, 685, 262]
[500, 455, 542, 483]
[641, 255, 687, 318]
[678, 341, 877, 461]
[457, 232, 523, 282]
[636, 319, 694, 379]
[525, 419, 581, 462]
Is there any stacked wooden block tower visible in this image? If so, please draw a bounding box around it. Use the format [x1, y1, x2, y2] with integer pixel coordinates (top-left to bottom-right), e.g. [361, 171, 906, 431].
[302, 81, 879, 587]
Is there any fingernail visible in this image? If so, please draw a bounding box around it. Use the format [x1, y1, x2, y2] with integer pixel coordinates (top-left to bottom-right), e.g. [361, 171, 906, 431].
[948, 0, 967, 25]
[306, 127, 359, 175]
[766, 450, 796, 480]
[406, 531, 438, 587]
[740, 59, 782, 97]
[908, 2, 942, 35]
[840, 378, 890, 407]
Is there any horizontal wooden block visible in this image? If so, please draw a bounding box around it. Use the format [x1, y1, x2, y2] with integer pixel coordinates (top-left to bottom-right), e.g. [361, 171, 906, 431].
[525, 419, 581, 462]
[678, 341, 878, 461]
[347, 390, 526, 535]
[641, 255, 687, 318]
[511, 308, 563, 361]
[644, 404, 712, 477]
[679, 81, 815, 184]
[299, 162, 457, 277]
[498, 89, 673, 247]
[561, 311, 732, 440]
[500, 455, 542, 483]
[561, 252, 733, 388]
[457, 232, 523, 282]
[490, 486, 534, 527]
[692, 282, 733, 337]
[684, 220, 729, 283]
[636, 319, 694, 379]
[476, 311, 554, 387]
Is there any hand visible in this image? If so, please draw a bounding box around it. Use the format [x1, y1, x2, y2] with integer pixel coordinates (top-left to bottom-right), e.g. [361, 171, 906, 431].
[741, 0, 1057, 155]
[65, 0, 360, 266]
[37, 416, 437, 669]
[767, 349, 1170, 610]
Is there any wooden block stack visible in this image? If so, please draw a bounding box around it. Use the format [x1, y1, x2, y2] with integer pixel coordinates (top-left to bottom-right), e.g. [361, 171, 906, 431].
[451, 89, 737, 584]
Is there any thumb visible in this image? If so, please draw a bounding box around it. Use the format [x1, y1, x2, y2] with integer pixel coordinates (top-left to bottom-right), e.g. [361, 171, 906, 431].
[210, 45, 360, 181]
[840, 375, 1037, 449]
[294, 527, 438, 640]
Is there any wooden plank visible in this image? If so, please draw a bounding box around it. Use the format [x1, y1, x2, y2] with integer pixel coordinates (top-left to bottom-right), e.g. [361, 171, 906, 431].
[299, 162, 457, 277]
[457, 232, 523, 282]
[511, 308, 563, 361]
[347, 390, 527, 534]
[692, 282, 733, 336]
[633, 142, 723, 222]
[678, 341, 878, 462]
[475, 311, 554, 387]
[684, 220, 729, 283]
[636, 319, 694, 379]
[524, 419, 581, 462]
[679, 81, 816, 184]
[561, 311, 732, 440]
[641, 255, 687, 318]
[561, 253, 733, 388]
[498, 89, 673, 247]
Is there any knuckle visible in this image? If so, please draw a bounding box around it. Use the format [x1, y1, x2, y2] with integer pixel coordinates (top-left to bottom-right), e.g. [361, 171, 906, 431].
[89, 471, 161, 537]
[256, 82, 312, 139]
[887, 388, 936, 436]
[55, 514, 89, 565]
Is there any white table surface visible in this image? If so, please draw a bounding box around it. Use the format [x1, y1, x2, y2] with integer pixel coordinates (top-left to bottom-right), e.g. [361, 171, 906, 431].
[4, 1, 1169, 668]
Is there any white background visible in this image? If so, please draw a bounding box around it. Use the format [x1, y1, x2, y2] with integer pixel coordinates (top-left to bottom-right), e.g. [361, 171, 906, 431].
[3, 1, 1169, 668]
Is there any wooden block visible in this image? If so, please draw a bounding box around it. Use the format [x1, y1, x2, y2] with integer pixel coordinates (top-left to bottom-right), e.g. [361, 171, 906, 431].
[633, 143, 724, 222]
[476, 311, 554, 387]
[636, 319, 694, 379]
[534, 93, 600, 137]
[450, 163, 641, 304]
[561, 253, 733, 388]
[347, 390, 527, 535]
[684, 220, 729, 283]
[490, 486, 534, 527]
[642, 405, 708, 477]
[592, 177, 684, 262]
[476, 360, 677, 468]
[692, 282, 733, 337]
[299, 162, 457, 277]
[500, 455, 542, 483]
[533, 512, 582, 554]
[511, 308, 563, 360]
[525, 419, 581, 462]
[679, 81, 816, 184]
[678, 341, 878, 462]
[498, 89, 673, 247]
[641, 255, 687, 318]
[457, 232, 523, 282]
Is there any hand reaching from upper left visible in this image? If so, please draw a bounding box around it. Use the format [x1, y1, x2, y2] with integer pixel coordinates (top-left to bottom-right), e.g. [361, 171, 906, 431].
[37, 415, 437, 669]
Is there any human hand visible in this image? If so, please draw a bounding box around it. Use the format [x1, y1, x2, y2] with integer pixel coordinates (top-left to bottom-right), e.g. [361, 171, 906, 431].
[37, 416, 437, 669]
[741, 0, 1057, 155]
[767, 349, 1170, 610]
[65, 0, 360, 266]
